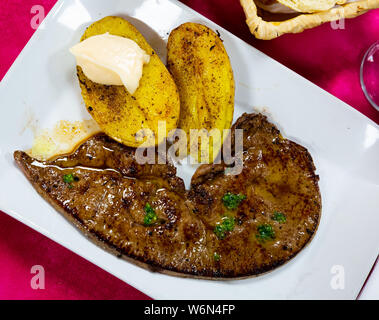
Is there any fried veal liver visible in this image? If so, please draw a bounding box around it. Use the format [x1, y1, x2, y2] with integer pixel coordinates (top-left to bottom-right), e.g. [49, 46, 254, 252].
[14, 113, 321, 278]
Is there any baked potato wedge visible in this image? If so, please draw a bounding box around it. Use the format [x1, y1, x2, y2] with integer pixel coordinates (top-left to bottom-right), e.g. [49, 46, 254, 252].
[77, 16, 180, 147]
[167, 23, 235, 163]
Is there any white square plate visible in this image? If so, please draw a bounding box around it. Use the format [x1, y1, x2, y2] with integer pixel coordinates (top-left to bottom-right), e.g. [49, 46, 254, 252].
[0, 0, 378, 299]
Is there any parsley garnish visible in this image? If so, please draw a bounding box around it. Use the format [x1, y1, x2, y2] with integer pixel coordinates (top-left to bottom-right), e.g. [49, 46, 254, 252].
[63, 173, 75, 184]
[214, 216, 235, 240]
[213, 252, 221, 261]
[144, 203, 157, 226]
[256, 224, 275, 242]
[272, 212, 286, 223]
[222, 192, 246, 210]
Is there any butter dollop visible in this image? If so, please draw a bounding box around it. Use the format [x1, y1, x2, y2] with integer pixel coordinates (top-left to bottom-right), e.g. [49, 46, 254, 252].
[70, 33, 150, 94]
[29, 120, 102, 161]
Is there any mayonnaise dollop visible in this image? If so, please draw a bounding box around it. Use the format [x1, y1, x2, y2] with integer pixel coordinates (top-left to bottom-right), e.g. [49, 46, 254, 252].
[70, 33, 150, 94]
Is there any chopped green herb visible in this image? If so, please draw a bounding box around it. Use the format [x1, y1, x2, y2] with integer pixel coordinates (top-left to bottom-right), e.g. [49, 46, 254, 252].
[63, 173, 75, 184]
[143, 203, 157, 226]
[222, 192, 246, 210]
[214, 216, 235, 239]
[214, 225, 226, 240]
[256, 224, 275, 242]
[272, 212, 286, 223]
[222, 216, 235, 231]
[213, 252, 221, 261]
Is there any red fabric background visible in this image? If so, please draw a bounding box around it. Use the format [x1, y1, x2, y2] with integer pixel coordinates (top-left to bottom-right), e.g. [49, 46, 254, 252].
[0, 0, 378, 299]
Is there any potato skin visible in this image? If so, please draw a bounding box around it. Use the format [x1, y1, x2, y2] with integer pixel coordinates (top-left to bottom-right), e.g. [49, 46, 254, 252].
[167, 23, 235, 162]
[77, 16, 180, 147]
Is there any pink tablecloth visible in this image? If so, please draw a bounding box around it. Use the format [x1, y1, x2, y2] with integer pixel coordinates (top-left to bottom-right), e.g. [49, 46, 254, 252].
[0, 0, 378, 299]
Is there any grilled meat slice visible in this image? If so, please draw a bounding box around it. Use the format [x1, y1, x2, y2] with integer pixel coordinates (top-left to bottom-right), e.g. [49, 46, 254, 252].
[46, 134, 184, 193]
[190, 113, 321, 276]
[14, 114, 321, 278]
[14, 135, 210, 276]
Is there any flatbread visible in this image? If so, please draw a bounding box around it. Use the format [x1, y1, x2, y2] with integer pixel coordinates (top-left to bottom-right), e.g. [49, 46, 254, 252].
[241, 0, 379, 39]
[277, 0, 346, 13]
[255, 0, 298, 13]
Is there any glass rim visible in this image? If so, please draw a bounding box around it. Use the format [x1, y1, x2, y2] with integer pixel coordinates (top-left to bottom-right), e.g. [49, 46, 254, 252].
[360, 40, 379, 112]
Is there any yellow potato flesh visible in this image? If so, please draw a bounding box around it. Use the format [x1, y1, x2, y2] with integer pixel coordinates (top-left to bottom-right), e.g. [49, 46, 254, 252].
[77, 16, 180, 147]
[167, 23, 235, 163]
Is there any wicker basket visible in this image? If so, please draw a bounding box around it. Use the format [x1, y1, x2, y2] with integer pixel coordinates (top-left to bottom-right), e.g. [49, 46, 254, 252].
[240, 0, 379, 39]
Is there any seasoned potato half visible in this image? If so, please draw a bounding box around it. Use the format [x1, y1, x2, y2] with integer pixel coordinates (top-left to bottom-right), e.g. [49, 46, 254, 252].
[167, 23, 235, 163]
[77, 16, 180, 147]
